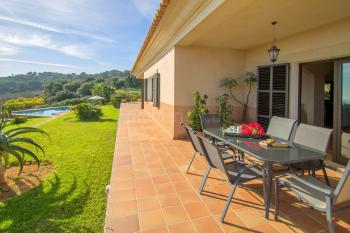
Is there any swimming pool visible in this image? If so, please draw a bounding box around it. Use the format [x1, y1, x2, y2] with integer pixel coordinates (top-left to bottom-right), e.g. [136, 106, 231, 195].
[12, 106, 70, 117]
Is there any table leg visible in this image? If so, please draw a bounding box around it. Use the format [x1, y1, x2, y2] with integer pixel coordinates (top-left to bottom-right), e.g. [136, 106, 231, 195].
[264, 163, 272, 219]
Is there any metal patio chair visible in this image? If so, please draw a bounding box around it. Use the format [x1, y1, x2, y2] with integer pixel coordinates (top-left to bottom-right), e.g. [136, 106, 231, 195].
[199, 113, 243, 161]
[181, 123, 232, 173]
[290, 124, 333, 186]
[197, 134, 262, 222]
[275, 160, 350, 233]
[246, 116, 297, 168]
[266, 116, 297, 140]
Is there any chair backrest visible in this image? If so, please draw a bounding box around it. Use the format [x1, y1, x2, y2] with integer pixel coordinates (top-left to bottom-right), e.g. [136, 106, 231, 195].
[197, 134, 228, 176]
[199, 113, 221, 130]
[181, 123, 205, 156]
[333, 161, 350, 206]
[293, 123, 333, 153]
[266, 116, 297, 140]
[293, 123, 333, 154]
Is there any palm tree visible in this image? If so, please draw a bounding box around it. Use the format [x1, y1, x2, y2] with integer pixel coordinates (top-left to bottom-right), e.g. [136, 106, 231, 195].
[0, 111, 49, 187]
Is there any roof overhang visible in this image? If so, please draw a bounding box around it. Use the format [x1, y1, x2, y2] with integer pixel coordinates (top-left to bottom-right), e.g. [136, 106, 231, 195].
[131, 0, 350, 77]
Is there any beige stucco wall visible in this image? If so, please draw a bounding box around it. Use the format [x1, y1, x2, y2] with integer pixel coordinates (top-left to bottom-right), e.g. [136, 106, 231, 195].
[143, 48, 175, 138]
[175, 46, 245, 107]
[144, 48, 175, 105]
[245, 18, 350, 119]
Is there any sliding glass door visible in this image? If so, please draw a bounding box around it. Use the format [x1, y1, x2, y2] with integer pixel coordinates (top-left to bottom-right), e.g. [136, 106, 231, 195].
[336, 61, 350, 163]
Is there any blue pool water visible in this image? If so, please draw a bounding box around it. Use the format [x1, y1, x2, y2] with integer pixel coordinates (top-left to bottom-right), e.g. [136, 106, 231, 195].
[13, 106, 70, 117]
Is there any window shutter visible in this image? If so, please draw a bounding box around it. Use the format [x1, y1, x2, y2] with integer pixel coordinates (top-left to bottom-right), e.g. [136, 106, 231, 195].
[152, 73, 160, 107]
[144, 79, 147, 101]
[257, 64, 289, 130]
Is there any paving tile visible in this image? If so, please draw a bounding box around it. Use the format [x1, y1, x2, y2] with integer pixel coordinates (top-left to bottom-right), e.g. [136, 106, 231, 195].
[141, 226, 168, 233]
[155, 183, 175, 195]
[193, 216, 224, 233]
[234, 208, 265, 227]
[172, 181, 192, 191]
[168, 221, 196, 233]
[163, 206, 189, 225]
[109, 214, 139, 233]
[177, 191, 201, 204]
[136, 186, 157, 199]
[111, 200, 137, 218]
[288, 213, 326, 232]
[139, 209, 165, 231]
[159, 193, 182, 207]
[138, 197, 161, 212]
[184, 201, 210, 219]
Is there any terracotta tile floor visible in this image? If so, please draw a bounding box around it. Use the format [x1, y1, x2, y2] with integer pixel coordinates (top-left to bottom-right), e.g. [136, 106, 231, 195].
[104, 103, 350, 233]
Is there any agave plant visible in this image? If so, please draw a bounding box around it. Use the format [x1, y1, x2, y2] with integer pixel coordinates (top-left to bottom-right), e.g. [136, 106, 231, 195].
[0, 111, 49, 187]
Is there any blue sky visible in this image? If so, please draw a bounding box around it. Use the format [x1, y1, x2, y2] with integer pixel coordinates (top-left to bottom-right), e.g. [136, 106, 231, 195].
[0, 0, 159, 76]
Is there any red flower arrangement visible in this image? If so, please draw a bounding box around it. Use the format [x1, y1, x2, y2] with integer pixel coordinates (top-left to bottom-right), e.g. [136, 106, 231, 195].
[241, 122, 265, 138]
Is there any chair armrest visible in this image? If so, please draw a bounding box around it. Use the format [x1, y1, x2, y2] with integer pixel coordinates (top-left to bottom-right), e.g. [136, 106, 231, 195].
[323, 160, 345, 173]
[279, 173, 333, 196]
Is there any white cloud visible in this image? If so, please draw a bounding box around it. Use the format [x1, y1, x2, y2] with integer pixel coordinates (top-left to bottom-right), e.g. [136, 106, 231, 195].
[0, 32, 93, 59]
[0, 15, 116, 43]
[0, 58, 80, 69]
[0, 45, 19, 56]
[61, 44, 93, 59]
[132, 0, 160, 19]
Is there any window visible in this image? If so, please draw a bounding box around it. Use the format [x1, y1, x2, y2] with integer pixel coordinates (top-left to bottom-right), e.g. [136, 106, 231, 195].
[257, 64, 289, 130]
[144, 73, 160, 107]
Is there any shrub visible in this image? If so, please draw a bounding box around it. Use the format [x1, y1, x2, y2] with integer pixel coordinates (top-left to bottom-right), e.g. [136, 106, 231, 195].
[129, 90, 141, 101]
[187, 91, 209, 131]
[111, 89, 129, 108]
[71, 103, 103, 121]
[11, 116, 28, 124]
[111, 94, 123, 108]
[216, 93, 233, 128]
[48, 97, 88, 107]
[4, 97, 45, 111]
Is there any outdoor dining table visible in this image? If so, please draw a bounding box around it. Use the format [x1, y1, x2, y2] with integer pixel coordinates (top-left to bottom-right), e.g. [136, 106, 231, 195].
[204, 127, 327, 219]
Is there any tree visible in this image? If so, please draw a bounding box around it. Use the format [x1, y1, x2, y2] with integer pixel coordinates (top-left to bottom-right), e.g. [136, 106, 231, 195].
[220, 72, 257, 122]
[52, 90, 78, 102]
[77, 82, 94, 96]
[63, 81, 81, 92]
[92, 83, 114, 102]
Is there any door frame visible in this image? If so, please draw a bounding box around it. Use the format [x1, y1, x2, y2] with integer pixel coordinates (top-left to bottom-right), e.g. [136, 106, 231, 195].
[334, 58, 350, 164]
[298, 57, 350, 164]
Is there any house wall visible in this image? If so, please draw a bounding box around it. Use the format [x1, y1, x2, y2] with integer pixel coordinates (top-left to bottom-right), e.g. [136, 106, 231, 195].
[173, 46, 246, 138]
[143, 49, 175, 138]
[245, 18, 350, 120]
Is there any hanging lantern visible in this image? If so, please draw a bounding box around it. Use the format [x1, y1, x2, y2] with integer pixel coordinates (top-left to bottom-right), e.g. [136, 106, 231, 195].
[268, 21, 280, 63]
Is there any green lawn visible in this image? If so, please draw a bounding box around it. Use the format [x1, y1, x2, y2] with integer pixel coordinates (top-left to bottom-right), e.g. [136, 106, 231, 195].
[0, 105, 118, 232]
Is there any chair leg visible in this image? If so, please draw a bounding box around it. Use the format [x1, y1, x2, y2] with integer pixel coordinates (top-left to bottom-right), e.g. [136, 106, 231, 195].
[186, 152, 197, 173]
[322, 166, 331, 186]
[274, 179, 280, 220]
[199, 165, 211, 193]
[312, 170, 316, 177]
[220, 182, 238, 222]
[326, 197, 334, 233]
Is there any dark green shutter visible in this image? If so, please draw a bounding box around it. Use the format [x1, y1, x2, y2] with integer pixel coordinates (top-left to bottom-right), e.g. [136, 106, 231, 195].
[257, 64, 289, 130]
[152, 73, 160, 107]
[144, 79, 147, 101]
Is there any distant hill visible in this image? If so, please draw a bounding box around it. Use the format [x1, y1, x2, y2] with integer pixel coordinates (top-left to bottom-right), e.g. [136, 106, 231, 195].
[0, 70, 131, 104]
